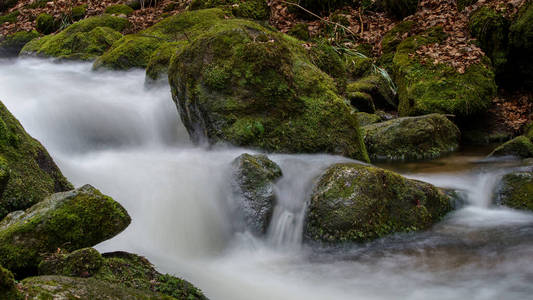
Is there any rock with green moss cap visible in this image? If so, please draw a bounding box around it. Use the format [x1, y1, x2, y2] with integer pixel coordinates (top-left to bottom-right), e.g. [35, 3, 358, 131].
[362, 114, 460, 161]
[305, 163, 452, 243]
[496, 171, 533, 212]
[71, 4, 88, 21]
[468, 6, 509, 78]
[105, 4, 135, 16]
[190, 0, 270, 20]
[169, 16, 369, 161]
[36, 13, 58, 35]
[488, 136, 533, 159]
[0, 30, 39, 57]
[231, 153, 282, 234]
[93, 8, 225, 75]
[21, 15, 129, 60]
[392, 27, 497, 118]
[346, 75, 396, 112]
[0, 184, 131, 277]
[355, 112, 383, 127]
[508, 1, 533, 88]
[37, 249, 207, 299]
[0, 101, 72, 220]
[19, 276, 177, 299]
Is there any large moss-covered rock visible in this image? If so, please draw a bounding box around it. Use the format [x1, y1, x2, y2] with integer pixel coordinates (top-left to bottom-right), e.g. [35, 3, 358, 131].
[190, 0, 270, 20]
[231, 153, 282, 234]
[0, 30, 39, 57]
[305, 163, 452, 243]
[393, 27, 497, 118]
[169, 15, 369, 161]
[0, 101, 72, 220]
[38, 249, 207, 300]
[21, 15, 129, 60]
[93, 8, 224, 77]
[468, 7, 510, 78]
[508, 0, 533, 88]
[488, 136, 533, 158]
[496, 171, 533, 212]
[19, 276, 175, 299]
[362, 114, 460, 161]
[0, 185, 131, 277]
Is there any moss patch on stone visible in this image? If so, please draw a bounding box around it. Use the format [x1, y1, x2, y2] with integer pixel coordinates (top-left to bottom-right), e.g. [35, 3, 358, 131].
[21, 15, 129, 60]
[105, 4, 134, 16]
[36, 13, 58, 35]
[0, 101, 72, 220]
[305, 163, 452, 243]
[496, 171, 533, 212]
[488, 136, 533, 158]
[0, 185, 130, 278]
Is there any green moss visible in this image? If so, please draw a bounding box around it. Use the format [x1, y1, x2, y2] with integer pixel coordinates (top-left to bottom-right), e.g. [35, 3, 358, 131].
[71, 4, 88, 21]
[105, 4, 134, 16]
[169, 18, 369, 161]
[0, 264, 21, 299]
[36, 13, 58, 35]
[488, 136, 533, 158]
[346, 75, 396, 111]
[305, 163, 452, 243]
[288, 23, 310, 41]
[39, 248, 104, 277]
[393, 27, 496, 117]
[379, 20, 414, 69]
[21, 15, 128, 60]
[146, 41, 187, 82]
[0, 30, 39, 57]
[355, 112, 382, 126]
[0, 10, 19, 24]
[0, 185, 130, 278]
[362, 114, 460, 161]
[190, 0, 270, 20]
[469, 7, 509, 77]
[497, 172, 533, 211]
[379, 0, 419, 19]
[0, 101, 72, 221]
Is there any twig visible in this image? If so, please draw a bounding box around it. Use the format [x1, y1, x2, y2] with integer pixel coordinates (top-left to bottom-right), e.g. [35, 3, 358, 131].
[279, 0, 358, 39]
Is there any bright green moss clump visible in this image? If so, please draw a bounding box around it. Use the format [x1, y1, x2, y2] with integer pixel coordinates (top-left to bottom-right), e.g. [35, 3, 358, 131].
[0, 101, 72, 220]
[169, 16, 369, 161]
[21, 15, 129, 60]
[393, 27, 497, 118]
[71, 4, 88, 21]
[190, 0, 270, 20]
[0, 185, 130, 278]
[496, 172, 533, 212]
[0, 30, 39, 57]
[305, 163, 452, 243]
[105, 4, 134, 16]
[36, 13, 58, 35]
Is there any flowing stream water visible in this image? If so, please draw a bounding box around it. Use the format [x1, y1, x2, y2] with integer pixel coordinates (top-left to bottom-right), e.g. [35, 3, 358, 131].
[1, 58, 533, 300]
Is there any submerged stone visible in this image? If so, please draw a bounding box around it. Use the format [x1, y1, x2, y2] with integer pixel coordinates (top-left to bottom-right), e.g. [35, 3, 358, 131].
[231, 153, 282, 234]
[362, 114, 460, 161]
[496, 171, 533, 212]
[305, 163, 452, 243]
[0, 185, 131, 277]
[0, 101, 72, 220]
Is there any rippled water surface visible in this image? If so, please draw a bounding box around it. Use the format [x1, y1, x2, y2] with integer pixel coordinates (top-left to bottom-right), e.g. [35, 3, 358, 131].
[1, 58, 532, 300]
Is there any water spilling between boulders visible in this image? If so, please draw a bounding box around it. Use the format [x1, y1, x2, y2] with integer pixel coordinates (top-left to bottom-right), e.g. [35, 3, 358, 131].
[1, 59, 532, 300]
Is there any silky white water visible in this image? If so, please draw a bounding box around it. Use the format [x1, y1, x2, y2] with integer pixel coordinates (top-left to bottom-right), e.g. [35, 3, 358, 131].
[1, 58, 533, 300]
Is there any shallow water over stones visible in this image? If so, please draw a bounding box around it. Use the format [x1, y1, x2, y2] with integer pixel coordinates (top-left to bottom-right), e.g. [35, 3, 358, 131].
[1, 58, 532, 300]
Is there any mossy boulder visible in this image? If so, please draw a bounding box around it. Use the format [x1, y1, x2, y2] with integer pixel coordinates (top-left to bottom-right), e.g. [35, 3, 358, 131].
[0, 185, 131, 277]
[488, 136, 533, 159]
[71, 4, 88, 21]
[0, 10, 19, 24]
[508, 1, 533, 88]
[346, 75, 396, 112]
[362, 114, 460, 161]
[0, 101, 72, 220]
[305, 163, 452, 243]
[21, 15, 129, 60]
[377, 0, 419, 19]
[36, 13, 58, 35]
[393, 27, 497, 118]
[190, 0, 270, 20]
[355, 112, 383, 127]
[0, 30, 39, 57]
[496, 171, 533, 212]
[231, 153, 282, 234]
[468, 7, 510, 78]
[38, 248, 104, 278]
[93, 8, 225, 76]
[105, 4, 134, 16]
[37, 249, 207, 300]
[19, 276, 176, 299]
[169, 16, 369, 161]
